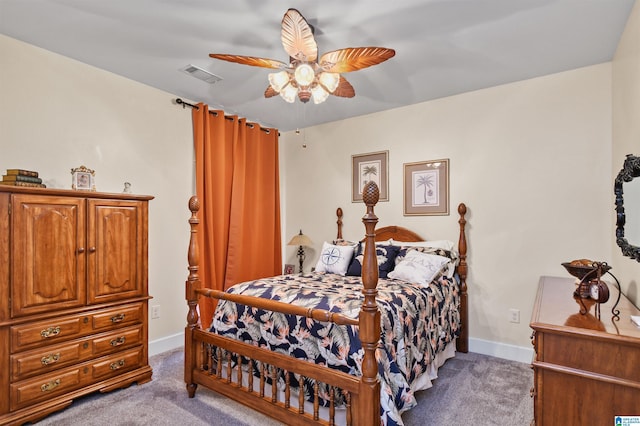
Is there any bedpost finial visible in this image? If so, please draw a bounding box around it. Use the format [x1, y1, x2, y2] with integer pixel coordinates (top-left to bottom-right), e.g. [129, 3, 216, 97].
[189, 196, 200, 213]
[458, 203, 467, 216]
[362, 181, 380, 206]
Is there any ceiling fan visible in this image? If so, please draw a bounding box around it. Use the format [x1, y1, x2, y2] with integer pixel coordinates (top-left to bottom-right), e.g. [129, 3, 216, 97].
[209, 8, 395, 104]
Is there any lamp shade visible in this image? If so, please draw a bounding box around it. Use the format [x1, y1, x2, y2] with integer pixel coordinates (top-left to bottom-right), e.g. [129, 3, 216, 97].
[311, 85, 330, 104]
[288, 230, 312, 247]
[319, 72, 340, 93]
[280, 83, 298, 103]
[268, 71, 290, 92]
[294, 63, 315, 87]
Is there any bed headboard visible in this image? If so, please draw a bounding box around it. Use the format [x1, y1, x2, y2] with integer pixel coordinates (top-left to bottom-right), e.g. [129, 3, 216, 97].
[374, 226, 423, 242]
[335, 208, 428, 242]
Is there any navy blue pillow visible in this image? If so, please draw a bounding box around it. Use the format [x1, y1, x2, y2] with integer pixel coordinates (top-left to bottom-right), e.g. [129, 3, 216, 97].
[346, 244, 400, 278]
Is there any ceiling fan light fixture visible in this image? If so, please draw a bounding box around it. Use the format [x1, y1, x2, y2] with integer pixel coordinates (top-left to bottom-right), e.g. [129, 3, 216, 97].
[209, 9, 395, 105]
[294, 63, 315, 87]
[311, 85, 330, 104]
[268, 71, 290, 93]
[318, 72, 340, 93]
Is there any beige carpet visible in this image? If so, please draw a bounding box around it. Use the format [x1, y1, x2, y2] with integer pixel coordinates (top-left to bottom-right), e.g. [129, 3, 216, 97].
[35, 348, 533, 425]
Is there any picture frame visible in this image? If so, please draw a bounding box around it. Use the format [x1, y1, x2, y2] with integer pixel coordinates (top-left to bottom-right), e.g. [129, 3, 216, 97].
[352, 150, 388, 202]
[284, 264, 295, 275]
[403, 159, 449, 216]
[71, 165, 96, 191]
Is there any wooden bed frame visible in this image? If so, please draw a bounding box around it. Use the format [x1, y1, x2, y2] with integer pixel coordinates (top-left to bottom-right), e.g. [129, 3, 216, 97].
[184, 182, 468, 426]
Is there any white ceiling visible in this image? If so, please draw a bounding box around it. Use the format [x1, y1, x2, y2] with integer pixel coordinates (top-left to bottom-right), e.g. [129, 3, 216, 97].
[0, 1, 635, 132]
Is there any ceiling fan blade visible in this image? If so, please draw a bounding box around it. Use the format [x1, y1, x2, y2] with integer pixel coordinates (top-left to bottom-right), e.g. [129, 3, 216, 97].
[319, 47, 395, 73]
[209, 54, 287, 69]
[331, 76, 355, 98]
[264, 85, 279, 98]
[281, 8, 318, 62]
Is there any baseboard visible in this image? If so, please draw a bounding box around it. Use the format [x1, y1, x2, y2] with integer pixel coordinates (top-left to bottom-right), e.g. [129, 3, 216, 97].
[149, 332, 184, 356]
[469, 337, 534, 364]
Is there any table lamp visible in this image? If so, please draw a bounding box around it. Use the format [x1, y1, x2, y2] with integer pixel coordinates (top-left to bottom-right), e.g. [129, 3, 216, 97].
[287, 230, 313, 273]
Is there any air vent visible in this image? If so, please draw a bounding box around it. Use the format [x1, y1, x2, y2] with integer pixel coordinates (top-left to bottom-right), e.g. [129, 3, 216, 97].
[180, 64, 223, 84]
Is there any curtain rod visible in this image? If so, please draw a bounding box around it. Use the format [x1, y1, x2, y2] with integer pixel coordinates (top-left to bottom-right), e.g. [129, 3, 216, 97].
[175, 98, 275, 134]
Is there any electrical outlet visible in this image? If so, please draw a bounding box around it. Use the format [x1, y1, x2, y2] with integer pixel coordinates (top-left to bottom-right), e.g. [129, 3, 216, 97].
[151, 305, 160, 319]
[509, 308, 520, 323]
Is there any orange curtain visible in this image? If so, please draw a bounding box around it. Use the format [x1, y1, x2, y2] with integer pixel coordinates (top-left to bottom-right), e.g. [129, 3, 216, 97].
[192, 103, 282, 328]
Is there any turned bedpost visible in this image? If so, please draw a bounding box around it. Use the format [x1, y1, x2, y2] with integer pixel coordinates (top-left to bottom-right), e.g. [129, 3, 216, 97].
[359, 181, 381, 426]
[456, 203, 469, 353]
[185, 196, 201, 397]
[336, 207, 343, 240]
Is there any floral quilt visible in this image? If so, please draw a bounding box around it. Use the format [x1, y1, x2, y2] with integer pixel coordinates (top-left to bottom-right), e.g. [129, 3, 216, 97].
[210, 271, 461, 425]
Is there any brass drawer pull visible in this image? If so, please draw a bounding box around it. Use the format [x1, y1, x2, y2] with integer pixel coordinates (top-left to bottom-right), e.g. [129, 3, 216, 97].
[110, 313, 126, 323]
[41, 379, 61, 392]
[41, 353, 61, 366]
[40, 326, 61, 338]
[110, 336, 126, 347]
[110, 359, 125, 370]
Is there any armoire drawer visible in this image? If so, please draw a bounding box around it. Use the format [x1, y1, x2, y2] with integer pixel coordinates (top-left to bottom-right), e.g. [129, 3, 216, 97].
[92, 303, 143, 331]
[10, 302, 144, 351]
[10, 316, 84, 350]
[10, 367, 83, 411]
[92, 325, 143, 356]
[11, 325, 144, 381]
[91, 346, 144, 380]
[10, 346, 145, 411]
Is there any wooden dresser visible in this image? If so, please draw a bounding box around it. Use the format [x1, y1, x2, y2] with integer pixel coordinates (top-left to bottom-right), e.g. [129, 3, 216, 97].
[530, 276, 640, 425]
[0, 186, 154, 425]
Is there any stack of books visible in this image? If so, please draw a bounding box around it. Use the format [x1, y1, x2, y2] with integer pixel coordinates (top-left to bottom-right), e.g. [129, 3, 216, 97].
[0, 169, 46, 188]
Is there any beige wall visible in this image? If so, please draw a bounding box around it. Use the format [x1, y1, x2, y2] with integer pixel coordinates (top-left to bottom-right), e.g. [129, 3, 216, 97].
[0, 34, 194, 354]
[612, 0, 640, 304]
[281, 64, 613, 359]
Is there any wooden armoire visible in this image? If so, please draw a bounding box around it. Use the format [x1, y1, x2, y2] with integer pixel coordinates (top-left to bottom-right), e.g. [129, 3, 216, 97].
[0, 186, 154, 425]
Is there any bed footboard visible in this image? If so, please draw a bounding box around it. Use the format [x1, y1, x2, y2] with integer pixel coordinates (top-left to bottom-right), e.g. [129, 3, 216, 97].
[184, 182, 383, 426]
[188, 303, 363, 425]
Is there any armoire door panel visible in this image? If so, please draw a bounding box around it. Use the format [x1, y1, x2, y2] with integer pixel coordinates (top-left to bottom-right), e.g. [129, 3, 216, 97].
[11, 195, 86, 317]
[87, 200, 143, 303]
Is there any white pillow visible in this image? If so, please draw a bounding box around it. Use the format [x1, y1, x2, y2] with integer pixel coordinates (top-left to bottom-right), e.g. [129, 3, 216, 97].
[314, 242, 355, 276]
[389, 238, 455, 251]
[387, 250, 450, 286]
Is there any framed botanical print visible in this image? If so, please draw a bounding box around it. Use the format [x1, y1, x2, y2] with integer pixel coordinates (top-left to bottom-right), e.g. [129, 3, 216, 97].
[352, 150, 389, 202]
[71, 165, 96, 191]
[403, 159, 449, 215]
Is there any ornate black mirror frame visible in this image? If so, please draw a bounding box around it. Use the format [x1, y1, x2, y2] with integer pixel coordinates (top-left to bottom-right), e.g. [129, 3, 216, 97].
[615, 154, 640, 262]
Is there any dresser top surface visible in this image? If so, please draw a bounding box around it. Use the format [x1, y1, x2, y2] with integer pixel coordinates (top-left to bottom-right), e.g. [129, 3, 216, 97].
[0, 185, 154, 200]
[531, 275, 640, 339]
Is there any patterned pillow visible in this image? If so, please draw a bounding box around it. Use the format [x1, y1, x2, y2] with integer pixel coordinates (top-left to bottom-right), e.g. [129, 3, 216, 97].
[395, 246, 459, 278]
[346, 243, 400, 278]
[314, 242, 355, 275]
[388, 250, 450, 286]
